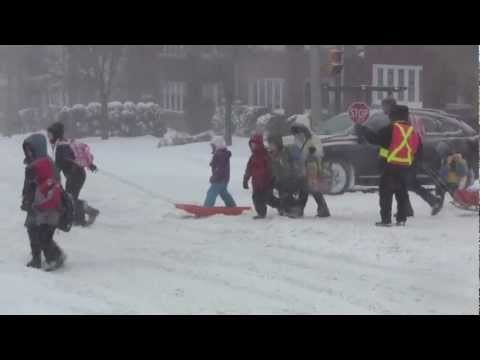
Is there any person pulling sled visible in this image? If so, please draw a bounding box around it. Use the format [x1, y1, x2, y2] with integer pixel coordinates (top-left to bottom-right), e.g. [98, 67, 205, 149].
[47, 122, 100, 227]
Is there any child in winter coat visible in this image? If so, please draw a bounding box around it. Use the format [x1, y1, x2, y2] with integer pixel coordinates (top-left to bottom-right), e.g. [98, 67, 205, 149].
[267, 135, 301, 216]
[21, 133, 66, 271]
[438, 151, 471, 205]
[243, 134, 279, 219]
[303, 146, 331, 217]
[203, 137, 237, 208]
[47, 121, 100, 227]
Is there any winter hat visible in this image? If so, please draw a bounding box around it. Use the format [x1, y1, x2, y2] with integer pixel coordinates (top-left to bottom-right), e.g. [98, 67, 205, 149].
[389, 105, 409, 122]
[47, 122, 65, 143]
[211, 136, 226, 150]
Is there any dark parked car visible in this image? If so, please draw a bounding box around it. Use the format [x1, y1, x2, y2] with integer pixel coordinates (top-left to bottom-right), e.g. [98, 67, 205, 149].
[318, 109, 479, 195]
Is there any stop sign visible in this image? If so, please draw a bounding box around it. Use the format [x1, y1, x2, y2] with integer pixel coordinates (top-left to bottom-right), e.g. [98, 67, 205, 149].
[348, 102, 370, 125]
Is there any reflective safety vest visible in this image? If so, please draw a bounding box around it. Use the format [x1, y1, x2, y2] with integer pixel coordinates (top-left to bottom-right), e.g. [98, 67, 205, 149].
[379, 122, 419, 166]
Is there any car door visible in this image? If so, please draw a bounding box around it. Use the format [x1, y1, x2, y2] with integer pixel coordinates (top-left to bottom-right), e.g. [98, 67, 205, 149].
[411, 113, 441, 164]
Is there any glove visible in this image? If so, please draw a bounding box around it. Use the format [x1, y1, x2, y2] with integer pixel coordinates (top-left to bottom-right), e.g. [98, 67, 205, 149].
[243, 178, 249, 190]
[89, 164, 98, 173]
[271, 176, 277, 187]
[21, 198, 31, 212]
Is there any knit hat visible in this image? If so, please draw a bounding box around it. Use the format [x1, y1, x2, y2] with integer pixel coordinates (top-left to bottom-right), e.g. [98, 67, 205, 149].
[211, 136, 226, 150]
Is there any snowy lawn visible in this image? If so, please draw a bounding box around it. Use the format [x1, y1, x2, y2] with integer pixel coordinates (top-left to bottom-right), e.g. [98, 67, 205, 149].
[0, 134, 478, 314]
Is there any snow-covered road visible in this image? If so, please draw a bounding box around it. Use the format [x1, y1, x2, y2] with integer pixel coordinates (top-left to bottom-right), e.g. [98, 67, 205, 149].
[0, 135, 477, 314]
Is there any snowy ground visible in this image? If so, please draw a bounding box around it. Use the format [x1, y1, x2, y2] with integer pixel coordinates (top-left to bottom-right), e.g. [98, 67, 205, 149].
[0, 134, 478, 314]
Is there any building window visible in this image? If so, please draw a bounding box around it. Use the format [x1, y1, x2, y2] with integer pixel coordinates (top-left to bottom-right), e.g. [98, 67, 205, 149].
[159, 45, 186, 58]
[202, 83, 222, 108]
[398, 69, 405, 101]
[372, 64, 423, 108]
[161, 81, 185, 112]
[249, 78, 285, 110]
[408, 69, 416, 102]
[377, 67, 384, 101]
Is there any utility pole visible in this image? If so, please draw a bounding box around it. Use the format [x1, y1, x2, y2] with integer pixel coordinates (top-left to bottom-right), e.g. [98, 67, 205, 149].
[333, 45, 345, 115]
[5, 46, 18, 137]
[223, 45, 236, 146]
[310, 45, 324, 130]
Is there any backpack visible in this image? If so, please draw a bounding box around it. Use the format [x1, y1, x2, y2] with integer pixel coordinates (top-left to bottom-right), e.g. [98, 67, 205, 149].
[69, 140, 94, 168]
[57, 189, 75, 232]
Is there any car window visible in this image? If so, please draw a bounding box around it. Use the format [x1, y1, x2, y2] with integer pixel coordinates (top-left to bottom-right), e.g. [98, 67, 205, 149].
[437, 116, 477, 136]
[318, 113, 352, 135]
[437, 117, 464, 134]
[366, 113, 389, 132]
[414, 115, 439, 133]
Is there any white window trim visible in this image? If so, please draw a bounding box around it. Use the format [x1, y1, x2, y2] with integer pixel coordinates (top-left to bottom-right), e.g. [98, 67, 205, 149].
[372, 64, 423, 108]
[162, 81, 185, 112]
[250, 78, 285, 110]
[159, 45, 186, 58]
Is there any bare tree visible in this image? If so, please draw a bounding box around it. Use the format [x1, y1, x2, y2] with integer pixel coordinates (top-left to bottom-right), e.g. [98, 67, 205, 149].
[64, 45, 125, 139]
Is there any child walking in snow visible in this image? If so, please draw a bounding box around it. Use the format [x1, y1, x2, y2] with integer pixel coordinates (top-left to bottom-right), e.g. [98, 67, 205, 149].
[243, 134, 279, 219]
[303, 146, 331, 217]
[47, 122, 100, 227]
[203, 137, 237, 208]
[21, 133, 67, 271]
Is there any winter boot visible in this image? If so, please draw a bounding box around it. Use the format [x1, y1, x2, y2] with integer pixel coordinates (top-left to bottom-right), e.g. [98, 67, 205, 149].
[287, 207, 303, 218]
[74, 200, 87, 227]
[395, 221, 406, 226]
[375, 221, 393, 227]
[253, 215, 266, 220]
[85, 207, 100, 227]
[44, 251, 67, 272]
[317, 211, 331, 218]
[431, 200, 443, 216]
[26, 254, 42, 269]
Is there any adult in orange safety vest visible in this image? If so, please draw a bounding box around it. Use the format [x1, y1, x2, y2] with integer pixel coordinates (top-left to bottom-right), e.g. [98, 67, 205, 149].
[355, 104, 418, 227]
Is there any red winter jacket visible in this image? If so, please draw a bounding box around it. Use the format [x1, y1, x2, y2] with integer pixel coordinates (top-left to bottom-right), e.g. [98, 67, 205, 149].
[244, 134, 273, 192]
[30, 158, 62, 211]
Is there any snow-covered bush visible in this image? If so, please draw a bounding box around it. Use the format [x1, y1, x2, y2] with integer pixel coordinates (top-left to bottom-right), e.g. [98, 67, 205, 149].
[157, 129, 214, 148]
[49, 101, 168, 139]
[212, 105, 270, 137]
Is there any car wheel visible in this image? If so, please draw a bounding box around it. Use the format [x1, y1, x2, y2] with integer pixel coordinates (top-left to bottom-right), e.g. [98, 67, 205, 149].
[324, 158, 351, 195]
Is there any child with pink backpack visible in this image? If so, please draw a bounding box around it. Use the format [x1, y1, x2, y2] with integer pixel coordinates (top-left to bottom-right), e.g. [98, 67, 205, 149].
[47, 122, 100, 227]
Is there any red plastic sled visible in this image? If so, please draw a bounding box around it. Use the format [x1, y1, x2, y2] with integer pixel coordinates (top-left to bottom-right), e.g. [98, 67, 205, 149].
[451, 189, 479, 212]
[175, 204, 251, 217]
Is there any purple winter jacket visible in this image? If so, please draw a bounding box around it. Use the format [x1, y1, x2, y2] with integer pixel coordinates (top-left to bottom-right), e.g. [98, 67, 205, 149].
[210, 148, 231, 184]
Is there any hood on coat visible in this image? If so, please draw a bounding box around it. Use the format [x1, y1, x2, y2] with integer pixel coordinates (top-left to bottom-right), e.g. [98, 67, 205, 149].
[249, 133, 266, 152]
[290, 123, 312, 139]
[214, 147, 232, 159]
[23, 133, 48, 162]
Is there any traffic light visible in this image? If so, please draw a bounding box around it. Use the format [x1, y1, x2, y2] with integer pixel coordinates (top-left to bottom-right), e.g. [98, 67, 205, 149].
[328, 48, 344, 76]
